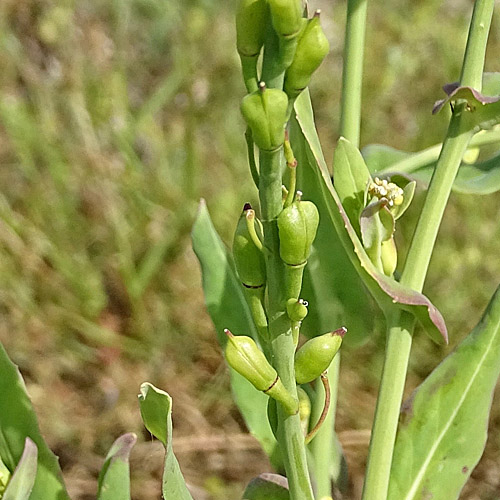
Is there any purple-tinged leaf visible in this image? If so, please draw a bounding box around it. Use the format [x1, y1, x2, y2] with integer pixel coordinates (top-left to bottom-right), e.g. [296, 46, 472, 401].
[293, 94, 447, 344]
[243, 473, 289, 500]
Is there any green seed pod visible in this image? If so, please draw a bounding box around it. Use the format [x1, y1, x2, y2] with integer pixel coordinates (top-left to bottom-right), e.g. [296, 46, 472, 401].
[277, 197, 319, 266]
[268, 0, 303, 38]
[380, 236, 397, 277]
[241, 83, 289, 151]
[286, 298, 308, 322]
[236, 0, 268, 57]
[294, 327, 346, 385]
[233, 204, 266, 287]
[284, 11, 330, 98]
[225, 330, 298, 414]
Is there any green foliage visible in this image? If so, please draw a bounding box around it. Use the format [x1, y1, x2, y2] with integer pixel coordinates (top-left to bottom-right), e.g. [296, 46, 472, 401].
[242, 473, 290, 500]
[138, 383, 193, 500]
[191, 201, 277, 460]
[0, 343, 69, 500]
[292, 92, 448, 345]
[2, 439, 37, 500]
[388, 286, 500, 500]
[97, 434, 136, 500]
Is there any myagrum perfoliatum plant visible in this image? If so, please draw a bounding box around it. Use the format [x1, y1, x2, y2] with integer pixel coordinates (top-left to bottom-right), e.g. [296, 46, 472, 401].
[1, 1, 500, 500]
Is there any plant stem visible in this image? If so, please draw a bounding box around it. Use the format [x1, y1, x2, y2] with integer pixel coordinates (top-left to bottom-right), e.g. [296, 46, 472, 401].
[309, 355, 341, 497]
[361, 2, 494, 499]
[259, 148, 315, 500]
[339, 0, 368, 147]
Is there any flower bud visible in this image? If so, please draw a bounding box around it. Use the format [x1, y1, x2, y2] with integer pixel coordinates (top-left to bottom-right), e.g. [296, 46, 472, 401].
[268, 0, 303, 38]
[277, 197, 319, 266]
[225, 330, 298, 414]
[233, 204, 266, 287]
[241, 83, 289, 151]
[286, 298, 308, 322]
[380, 236, 397, 277]
[236, 0, 268, 58]
[294, 327, 346, 385]
[284, 12, 330, 98]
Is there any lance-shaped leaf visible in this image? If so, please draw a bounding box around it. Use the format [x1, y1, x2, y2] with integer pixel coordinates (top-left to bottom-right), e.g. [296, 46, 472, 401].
[333, 137, 372, 232]
[292, 92, 447, 344]
[2, 438, 37, 500]
[97, 433, 136, 500]
[138, 383, 193, 500]
[290, 91, 375, 346]
[243, 473, 290, 500]
[388, 285, 500, 500]
[191, 201, 278, 461]
[0, 342, 70, 500]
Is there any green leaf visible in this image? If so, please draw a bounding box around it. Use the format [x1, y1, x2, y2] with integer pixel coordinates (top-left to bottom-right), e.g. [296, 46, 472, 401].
[3, 438, 37, 500]
[0, 343, 70, 500]
[391, 181, 416, 220]
[332, 137, 373, 232]
[242, 473, 290, 500]
[388, 285, 500, 500]
[97, 433, 136, 500]
[291, 91, 376, 346]
[191, 201, 278, 460]
[292, 93, 448, 344]
[138, 383, 193, 500]
[363, 144, 412, 175]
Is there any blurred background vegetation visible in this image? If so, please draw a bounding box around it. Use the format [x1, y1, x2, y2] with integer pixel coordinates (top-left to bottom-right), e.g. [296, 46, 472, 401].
[0, 0, 499, 498]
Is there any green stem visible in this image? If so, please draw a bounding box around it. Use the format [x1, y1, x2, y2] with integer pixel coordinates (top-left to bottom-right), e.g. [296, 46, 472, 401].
[378, 128, 500, 175]
[244, 287, 269, 343]
[361, 2, 494, 499]
[309, 354, 341, 497]
[259, 148, 315, 500]
[339, 0, 368, 147]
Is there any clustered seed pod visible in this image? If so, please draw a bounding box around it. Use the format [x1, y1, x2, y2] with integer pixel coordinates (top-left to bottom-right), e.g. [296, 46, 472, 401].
[294, 327, 346, 384]
[241, 83, 289, 151]
[284, 11, 330, 98]
[268, 0, 303, 38]
[236, 0, 268, 58]
[286, 298, 308, 322]
[233, 204, 266, 287]
[277, 197, 319, 266]
[225, 330, 298, 415]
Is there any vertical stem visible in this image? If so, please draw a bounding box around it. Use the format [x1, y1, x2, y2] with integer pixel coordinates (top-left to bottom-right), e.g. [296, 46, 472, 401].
[310, 354, 341, 498]
[259, 148, 315, 500]
[361, 2, 494, 499]
[339, 0, 368, 147]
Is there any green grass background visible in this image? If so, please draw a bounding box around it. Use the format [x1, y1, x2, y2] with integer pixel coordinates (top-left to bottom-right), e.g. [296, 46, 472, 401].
[0, 0, 500, 498]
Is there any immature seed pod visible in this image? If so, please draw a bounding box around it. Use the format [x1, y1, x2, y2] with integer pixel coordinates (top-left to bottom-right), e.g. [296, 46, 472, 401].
[277, 197, 319, 266]
[225, 330, 298, 414]
[284, 11, 330, 98]
[236, 0, 268, 58]
[294, 327, 346, 385]
[241, 83, 289, 151]
[233, 204, 266, 287]
[380, 236, 398, 277]
[286, 298, 308, 322]
[268, 0, 303, 38]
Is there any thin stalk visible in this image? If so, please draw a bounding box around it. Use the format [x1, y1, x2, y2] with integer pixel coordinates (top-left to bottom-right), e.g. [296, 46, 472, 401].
[259, 148, 315, 500]
[305, 372, 331, 445]
[339, 0, 368, 147]
[361, 2, 495, 499]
